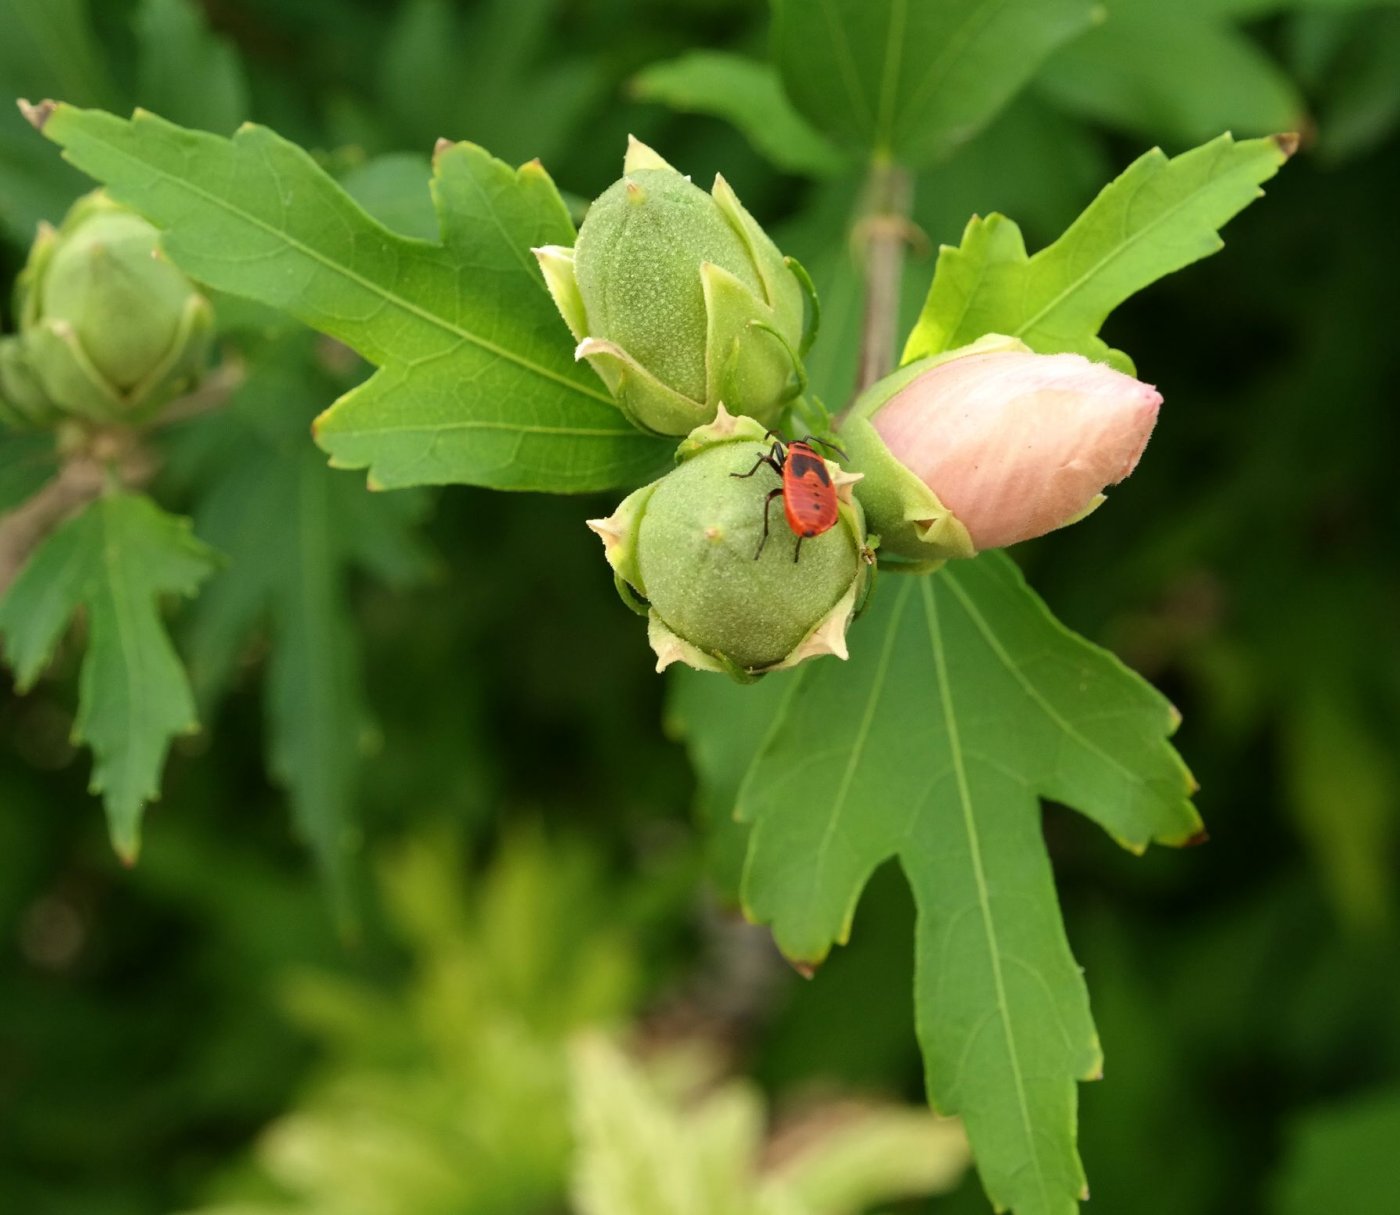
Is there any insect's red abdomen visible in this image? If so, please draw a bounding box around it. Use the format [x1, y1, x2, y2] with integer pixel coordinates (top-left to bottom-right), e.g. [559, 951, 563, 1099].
[782, 442, 839, 538]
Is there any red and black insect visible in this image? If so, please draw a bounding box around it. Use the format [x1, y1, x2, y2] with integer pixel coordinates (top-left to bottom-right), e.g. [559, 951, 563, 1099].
[731, 432, 847, 562]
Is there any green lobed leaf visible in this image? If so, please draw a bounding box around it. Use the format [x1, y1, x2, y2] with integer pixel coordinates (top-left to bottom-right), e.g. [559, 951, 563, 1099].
[770, 0, 1096, 166]
[631, 51, 848, 178]
[183, 336, 434, 913]
[29, 103, 672, 492]
[734, 556, 1200, 1215]
[0, 491, 216, 860]
[903, 132, 1293, 370]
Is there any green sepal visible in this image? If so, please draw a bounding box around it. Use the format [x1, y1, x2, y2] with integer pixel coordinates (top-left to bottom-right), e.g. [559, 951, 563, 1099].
[613, 572, 651, 618]
[0, 337, 61, 429]
[622, 133, 677, 174]
[711, 173, 805, 342]
[122, 290, 215, 420]
[673, 406, 771, 464]
[575, 337, 712, 437]
[700, 262, 800, 428]
[533, 244, 588, 342]
[23, 319, 127, 422]
[785, 254, 821, 356]
[588, 479, 660, 597]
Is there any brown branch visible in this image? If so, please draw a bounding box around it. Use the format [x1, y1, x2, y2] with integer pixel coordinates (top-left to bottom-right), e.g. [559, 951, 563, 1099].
[148, 355, 246, 429]
[0, 437, 156, 597]
[0, 352, 243, 594]
[852, 159, 914, 399]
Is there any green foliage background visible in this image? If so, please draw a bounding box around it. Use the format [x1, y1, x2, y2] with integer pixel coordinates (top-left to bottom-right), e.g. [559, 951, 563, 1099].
[2, 1, 1399, 1212]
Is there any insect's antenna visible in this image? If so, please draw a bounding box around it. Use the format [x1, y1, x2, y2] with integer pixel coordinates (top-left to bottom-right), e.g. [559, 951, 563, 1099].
[802, 435, 849, 462]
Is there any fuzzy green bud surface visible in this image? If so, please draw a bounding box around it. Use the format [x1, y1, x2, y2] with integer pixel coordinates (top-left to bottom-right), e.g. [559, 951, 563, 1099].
[589, 410, 870, 679]
[535, 139, 817, 436]
[11, 191, 213, 425]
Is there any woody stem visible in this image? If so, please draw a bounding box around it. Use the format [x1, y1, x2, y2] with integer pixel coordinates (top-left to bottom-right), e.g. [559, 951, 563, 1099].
[853, 156, 913, 400]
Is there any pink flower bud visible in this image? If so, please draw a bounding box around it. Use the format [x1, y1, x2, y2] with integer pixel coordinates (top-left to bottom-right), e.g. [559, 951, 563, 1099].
[870, 349, 1161, 550]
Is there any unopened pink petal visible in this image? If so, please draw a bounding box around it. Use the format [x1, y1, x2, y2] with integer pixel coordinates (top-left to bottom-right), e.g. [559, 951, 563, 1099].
[873, 350, 1161, 550]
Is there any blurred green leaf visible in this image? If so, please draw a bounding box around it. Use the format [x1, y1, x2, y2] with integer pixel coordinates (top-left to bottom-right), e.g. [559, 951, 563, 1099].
[179, 829, 655, 1215]
[903, 132, 1291, 370]
[185, 339, 433, 913]
[1036, 0, 1306, 147]
[1291, 10, 1400, 161]
[0, 120, 89, 240]
[1283, 686, 1398, 930]
[0, 491, 216, 859]
[0, 0, 115, 238]
[770, 0, 1096, 165]
[570, 1034, 970, 1215]
[1272, 1085, 1400, 1214]
[736, 556, 1200, 1215]
[134, 0, 249, 134]
[0, 431, 58, 511]
[0, 0, 119, 111]
[33, 104, 671, 492]
[665, 666, 793, 901]
[377, 0, 602, 165]
[632, 51, 848, 178]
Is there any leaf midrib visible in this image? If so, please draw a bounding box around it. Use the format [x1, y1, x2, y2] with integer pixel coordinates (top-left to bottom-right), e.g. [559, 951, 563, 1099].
[96, 499, 153, 819]
[1014, 140, 1246, 341]
[944, 564, 1145, 789]
[58, 110, 614, 408]
[794, 577, 909, 939]
[923, 575, 1051, 1214]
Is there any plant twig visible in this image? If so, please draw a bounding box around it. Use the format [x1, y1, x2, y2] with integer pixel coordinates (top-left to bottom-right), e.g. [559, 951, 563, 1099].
[148, 355, 246, 429]
[0, 355, 242, 594]
[851, 157, 914, 400]
[0, 434, 156, 597]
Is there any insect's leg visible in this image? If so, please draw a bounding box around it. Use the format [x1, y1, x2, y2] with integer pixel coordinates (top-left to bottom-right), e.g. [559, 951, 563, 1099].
[793, 533, 804, 564]
[732, 451, 784, 480]
[754, 487, 783, 559]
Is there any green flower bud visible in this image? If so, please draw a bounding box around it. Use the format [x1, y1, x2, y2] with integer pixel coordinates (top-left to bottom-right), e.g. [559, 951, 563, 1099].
[588, 409, 871, 680]
[13, 191, 213, 424]
[535, 138, 818, 437]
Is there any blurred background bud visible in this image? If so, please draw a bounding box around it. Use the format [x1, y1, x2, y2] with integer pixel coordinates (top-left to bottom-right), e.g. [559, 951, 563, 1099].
[12, 190, 213, 425]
